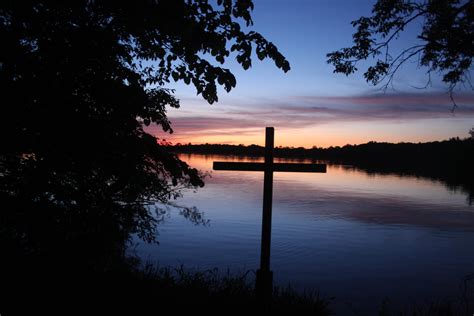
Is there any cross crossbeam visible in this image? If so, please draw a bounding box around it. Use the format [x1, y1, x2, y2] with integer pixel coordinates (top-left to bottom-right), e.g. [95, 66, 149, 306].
[213, 161, 326, 173]
[212, 127, 327, 305]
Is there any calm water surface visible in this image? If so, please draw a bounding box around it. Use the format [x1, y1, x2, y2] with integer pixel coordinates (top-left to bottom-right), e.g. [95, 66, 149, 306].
[135, 154, 474, 313]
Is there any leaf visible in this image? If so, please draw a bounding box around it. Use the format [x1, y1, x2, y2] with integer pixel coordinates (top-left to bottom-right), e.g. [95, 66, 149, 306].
[171, 71, 179, 82]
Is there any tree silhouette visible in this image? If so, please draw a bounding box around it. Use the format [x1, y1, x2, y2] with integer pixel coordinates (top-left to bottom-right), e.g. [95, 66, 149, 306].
[0, 0, 289, 271]
[327, 0, 473, 97]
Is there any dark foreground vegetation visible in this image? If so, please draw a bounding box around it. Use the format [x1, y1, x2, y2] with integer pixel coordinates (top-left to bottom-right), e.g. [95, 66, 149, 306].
[2, 256, 331, 314]
[171, 137, 474, 203]
[3, 257, 472, 315]
[0, 1, 289, 313]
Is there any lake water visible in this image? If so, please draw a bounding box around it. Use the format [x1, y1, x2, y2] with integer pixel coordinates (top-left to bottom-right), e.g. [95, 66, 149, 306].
[135, 154, 474, 314]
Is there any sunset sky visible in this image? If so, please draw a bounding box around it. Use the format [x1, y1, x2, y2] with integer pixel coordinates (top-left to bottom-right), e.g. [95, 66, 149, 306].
[149, 0, 474, 148]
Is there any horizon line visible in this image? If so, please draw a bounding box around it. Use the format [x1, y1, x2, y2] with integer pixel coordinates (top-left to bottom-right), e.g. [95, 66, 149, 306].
[163, 135, 471, 150]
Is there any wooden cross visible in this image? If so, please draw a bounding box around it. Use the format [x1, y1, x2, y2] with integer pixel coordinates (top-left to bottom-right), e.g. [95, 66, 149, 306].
[213, 127, 327, 303]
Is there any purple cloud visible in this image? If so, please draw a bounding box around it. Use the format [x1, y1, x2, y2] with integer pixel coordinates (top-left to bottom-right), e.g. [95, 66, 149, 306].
[146, 91, 474, 141]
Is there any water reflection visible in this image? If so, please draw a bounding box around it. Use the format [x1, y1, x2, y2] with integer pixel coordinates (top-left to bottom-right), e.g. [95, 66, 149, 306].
[137, 154, 474, 314]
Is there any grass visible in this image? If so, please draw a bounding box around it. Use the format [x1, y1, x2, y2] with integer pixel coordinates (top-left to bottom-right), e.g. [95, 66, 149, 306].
[3, 254, 472, 315]
[132, 263, 333, 314]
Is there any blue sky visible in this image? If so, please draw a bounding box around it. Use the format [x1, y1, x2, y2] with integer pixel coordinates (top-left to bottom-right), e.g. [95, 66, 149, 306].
[149, 0, 474, 147]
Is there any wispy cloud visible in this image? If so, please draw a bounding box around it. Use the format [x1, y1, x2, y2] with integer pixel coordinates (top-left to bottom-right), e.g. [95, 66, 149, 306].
[146, 91, 474, 143]
[291, 92, 474, 107]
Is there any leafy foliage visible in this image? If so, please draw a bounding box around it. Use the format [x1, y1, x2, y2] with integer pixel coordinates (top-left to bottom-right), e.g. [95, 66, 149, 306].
[0, 0, 289, 268]
[327, 0, 473, 95]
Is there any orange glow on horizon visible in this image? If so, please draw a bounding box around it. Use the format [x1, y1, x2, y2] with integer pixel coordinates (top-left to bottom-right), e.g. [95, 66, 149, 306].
[158, 118, 471, 148]
[149, 91, 474, 148]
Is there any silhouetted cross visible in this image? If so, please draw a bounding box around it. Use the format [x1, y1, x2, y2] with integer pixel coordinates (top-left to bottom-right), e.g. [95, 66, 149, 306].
[213, 127, 327, 303]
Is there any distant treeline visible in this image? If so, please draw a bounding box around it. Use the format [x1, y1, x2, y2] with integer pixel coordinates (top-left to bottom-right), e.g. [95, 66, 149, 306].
[170, 138, 473, 166]
[170, 138, 474, 203]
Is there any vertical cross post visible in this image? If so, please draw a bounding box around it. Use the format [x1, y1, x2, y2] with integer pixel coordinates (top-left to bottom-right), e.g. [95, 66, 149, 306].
[256, 127, 274, 305]
[212, 127, 327, 308]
